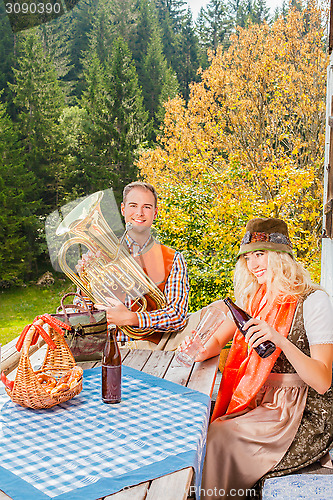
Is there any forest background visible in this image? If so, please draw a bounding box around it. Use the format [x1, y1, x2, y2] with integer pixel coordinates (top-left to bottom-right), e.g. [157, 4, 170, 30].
[0, 0, 329, 312]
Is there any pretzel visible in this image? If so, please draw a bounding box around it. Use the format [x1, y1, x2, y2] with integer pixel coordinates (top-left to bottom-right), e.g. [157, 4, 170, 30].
[68, 366, 83, 388]
[37, 373, 57, 392]
[53, 366, 83, 392]
[50, 383, 70, 395]
[57, 371, 71, 385]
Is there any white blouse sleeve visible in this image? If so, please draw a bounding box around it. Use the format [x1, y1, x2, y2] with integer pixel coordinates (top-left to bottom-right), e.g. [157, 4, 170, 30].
[303, 290, 333, 345]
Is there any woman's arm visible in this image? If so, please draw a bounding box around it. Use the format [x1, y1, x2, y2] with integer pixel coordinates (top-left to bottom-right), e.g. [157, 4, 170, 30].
[244, 318, 333, 394]
[283, 341, 332, 394]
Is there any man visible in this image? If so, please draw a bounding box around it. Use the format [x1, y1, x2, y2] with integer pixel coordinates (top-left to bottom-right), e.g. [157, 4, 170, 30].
[94, 181, 190, 350]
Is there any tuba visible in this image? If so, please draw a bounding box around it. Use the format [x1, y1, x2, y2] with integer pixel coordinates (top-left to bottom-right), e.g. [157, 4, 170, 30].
[48, 190, 166, 339]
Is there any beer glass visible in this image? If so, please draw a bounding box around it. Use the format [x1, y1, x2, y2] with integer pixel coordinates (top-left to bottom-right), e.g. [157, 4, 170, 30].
[175, 306, 226, 366]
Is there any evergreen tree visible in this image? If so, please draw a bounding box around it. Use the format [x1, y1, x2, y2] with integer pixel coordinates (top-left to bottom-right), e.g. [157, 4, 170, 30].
[176, 9, 200, 100]
[58, 105, 91, 199]
[228, 0, 252, 27]
[156, 0, 200, 99]
[0, 2, 15, 116]
[106, 37, 148, 184]
[271, 6, 282, 22]
[38, 22, 74, 100]
[81, 50, 106, 122]
[78, 49, 113, 193]
[128, 0, 179, 136]
[81, 37, 148, 200]
[108, 0, 139, 46]
[85, 0, 115, 66]
[229, 0, 269, 27]
[290, 0, 304, 12]
[78, 0, 139, 95]
[249, 0, 270, 24]
[131, 0, 160, 72]
[155, 0, 182, 77]
[196, 8, 210, 68]
[196, 0, 233, 54]
[0, 98, 39, 286]
[142, 29, 178, 133]
[156, 64, 179, 122]
[65, 0, 98, 97]
[9, 31, 66, 211]
[168, 0, 188, 31]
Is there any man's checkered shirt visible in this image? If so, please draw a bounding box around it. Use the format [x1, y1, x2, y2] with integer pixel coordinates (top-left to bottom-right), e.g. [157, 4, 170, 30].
[76, 235, 189, 342]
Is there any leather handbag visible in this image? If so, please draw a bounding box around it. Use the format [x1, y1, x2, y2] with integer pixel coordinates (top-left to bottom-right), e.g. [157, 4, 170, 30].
[52, 292, 108, 361]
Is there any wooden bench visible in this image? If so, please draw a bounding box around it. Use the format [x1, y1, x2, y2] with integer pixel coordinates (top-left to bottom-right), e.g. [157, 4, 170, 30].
[0, 338, 220, 500]
[262, 369, 333, 499]
[261, 454, 333, 500]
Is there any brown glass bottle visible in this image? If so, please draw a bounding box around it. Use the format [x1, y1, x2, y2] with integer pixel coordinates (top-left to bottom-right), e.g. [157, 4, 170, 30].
[223, 297, 276, 358]
[102, 328, 121, 403]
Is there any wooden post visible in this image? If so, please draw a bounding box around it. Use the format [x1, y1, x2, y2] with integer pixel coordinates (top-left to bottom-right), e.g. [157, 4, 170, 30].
[321, 0, 333, 298]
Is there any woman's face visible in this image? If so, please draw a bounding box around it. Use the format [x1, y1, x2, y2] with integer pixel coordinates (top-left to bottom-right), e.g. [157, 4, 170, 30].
[244, 250, 269, 284]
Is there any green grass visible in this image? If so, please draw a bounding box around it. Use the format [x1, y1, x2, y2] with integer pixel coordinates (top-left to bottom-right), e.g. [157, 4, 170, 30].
[0, 280, 75, 346]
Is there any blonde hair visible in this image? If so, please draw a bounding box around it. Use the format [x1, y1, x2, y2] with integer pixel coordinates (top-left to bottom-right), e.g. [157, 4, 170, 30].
[234, 251, 321, 307]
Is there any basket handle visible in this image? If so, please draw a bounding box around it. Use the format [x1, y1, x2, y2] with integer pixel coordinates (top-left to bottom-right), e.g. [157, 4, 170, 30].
[57, 292, 95, 324]
[22, 324, 40, 355]
[16, 319, 57, 354]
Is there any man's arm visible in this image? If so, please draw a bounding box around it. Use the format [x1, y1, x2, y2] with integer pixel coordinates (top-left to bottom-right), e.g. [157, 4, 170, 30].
[119, 252, 189, 331]
[96, 251, 188, 331]
[134, 252, 189, 330]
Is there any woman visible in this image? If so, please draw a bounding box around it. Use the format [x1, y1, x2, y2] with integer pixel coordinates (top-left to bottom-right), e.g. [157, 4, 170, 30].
[194, 217, 333, 499]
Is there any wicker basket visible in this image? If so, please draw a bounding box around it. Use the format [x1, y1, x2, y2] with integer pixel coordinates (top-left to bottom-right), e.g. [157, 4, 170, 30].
[6, 322, 82, 409]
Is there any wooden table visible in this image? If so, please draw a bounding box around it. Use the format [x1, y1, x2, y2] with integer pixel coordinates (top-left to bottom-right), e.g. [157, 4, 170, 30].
[0, 341, 219, 500]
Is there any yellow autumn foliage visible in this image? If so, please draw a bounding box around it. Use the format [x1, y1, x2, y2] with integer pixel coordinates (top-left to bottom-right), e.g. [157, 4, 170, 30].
[138, 1, 328, 309]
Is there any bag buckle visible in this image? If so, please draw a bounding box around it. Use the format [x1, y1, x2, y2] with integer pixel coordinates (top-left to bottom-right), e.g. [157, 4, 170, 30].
[73, 324, 85, 338]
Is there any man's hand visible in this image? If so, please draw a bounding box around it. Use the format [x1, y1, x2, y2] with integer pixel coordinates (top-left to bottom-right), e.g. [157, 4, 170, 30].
[97, 298, 139, 327]
[75, 250, 101, 274]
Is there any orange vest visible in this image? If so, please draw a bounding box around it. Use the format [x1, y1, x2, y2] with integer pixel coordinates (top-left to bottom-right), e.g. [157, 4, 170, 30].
[131, 240, 176, 343]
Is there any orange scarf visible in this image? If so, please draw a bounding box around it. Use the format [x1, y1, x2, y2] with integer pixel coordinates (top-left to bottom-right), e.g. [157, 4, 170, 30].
[211, 286, 298, 421]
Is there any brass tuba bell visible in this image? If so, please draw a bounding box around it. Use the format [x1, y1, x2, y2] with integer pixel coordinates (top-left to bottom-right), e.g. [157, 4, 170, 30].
[47, 190, 166, 339]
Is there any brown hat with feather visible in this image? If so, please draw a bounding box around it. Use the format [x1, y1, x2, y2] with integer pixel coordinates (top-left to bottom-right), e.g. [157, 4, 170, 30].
[237, 217, 294, 258]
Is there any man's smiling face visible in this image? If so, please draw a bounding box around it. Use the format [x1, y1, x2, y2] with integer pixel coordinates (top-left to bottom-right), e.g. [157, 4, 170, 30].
[121, 187, 158, 234]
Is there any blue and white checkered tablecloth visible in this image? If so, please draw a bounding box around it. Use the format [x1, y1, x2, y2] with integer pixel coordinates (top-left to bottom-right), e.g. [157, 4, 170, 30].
[0, 366, 210, 500]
